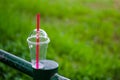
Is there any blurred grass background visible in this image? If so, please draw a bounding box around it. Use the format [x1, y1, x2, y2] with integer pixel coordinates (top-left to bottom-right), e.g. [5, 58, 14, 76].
[0, 0, 120, 80]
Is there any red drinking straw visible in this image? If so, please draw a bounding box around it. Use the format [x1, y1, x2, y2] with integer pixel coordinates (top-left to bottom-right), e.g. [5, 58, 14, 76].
[36, 14, 40, 69]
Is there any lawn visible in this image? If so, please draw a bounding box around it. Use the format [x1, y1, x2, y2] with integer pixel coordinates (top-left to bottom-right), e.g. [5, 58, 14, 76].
[0, 0, 120, 80]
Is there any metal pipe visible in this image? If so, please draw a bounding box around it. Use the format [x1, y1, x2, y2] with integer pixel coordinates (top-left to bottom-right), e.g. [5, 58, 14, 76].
[0, 49, 33, 77]
[0, 49, 70, 80]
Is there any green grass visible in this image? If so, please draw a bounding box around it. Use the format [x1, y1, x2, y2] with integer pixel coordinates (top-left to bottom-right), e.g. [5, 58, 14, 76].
[0, 0, 120, 80]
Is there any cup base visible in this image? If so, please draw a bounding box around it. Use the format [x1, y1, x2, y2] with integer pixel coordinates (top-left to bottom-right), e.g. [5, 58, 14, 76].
[31, 60, 44, 69]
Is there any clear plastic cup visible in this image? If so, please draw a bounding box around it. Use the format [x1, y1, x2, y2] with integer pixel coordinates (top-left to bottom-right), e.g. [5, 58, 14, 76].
[27, 29, 50, 69]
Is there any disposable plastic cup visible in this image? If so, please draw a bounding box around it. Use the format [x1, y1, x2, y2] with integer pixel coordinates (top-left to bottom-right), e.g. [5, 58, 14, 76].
[27, 29, 50, 69]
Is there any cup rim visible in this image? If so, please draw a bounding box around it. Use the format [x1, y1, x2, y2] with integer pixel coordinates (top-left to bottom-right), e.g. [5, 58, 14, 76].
[27, 36, 50, 45]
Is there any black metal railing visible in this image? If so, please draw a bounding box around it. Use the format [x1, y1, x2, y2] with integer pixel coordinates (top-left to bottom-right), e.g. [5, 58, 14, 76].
[0, 49, 70, 80]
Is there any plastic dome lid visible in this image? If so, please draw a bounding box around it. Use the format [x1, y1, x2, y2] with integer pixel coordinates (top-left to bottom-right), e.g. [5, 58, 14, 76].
[27, 29, 50, 44]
